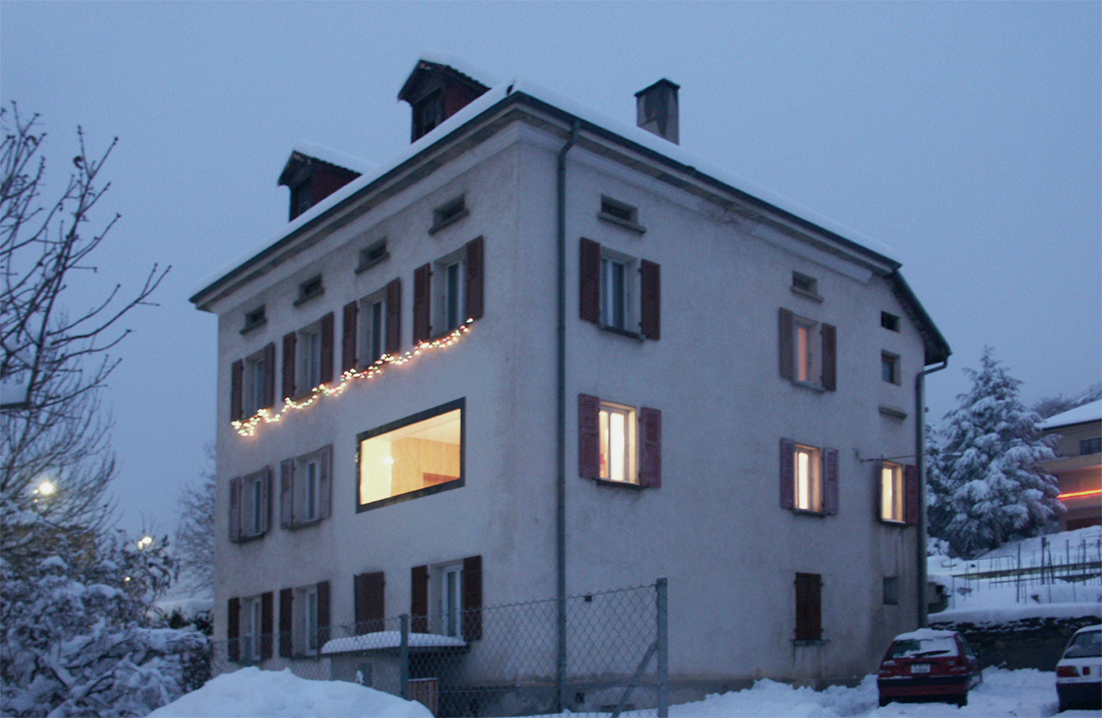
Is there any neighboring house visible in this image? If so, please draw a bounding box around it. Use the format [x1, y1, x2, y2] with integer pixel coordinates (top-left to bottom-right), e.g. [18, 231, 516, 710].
[190, 55, 951, 707]
[1040, 400, 1102, 530]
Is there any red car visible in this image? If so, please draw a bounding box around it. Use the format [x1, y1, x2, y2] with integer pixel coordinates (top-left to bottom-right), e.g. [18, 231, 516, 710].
[877, 629, 983, 707]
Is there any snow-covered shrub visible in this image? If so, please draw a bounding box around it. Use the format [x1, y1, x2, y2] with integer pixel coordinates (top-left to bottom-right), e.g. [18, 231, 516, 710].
[1, 528, 209, 717]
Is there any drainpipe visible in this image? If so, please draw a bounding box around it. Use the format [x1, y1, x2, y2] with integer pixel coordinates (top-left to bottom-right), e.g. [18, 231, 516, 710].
[915, 359, 947, 627]
[556, 120, 579, 712]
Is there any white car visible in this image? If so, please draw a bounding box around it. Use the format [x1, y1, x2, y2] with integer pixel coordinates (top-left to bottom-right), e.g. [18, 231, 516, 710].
[1056, 624, 1101, 712]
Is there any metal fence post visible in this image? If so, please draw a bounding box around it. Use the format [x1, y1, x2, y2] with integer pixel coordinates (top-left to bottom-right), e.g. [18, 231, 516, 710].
[399, 613, 410, 700]
[656, 577, 668, 718]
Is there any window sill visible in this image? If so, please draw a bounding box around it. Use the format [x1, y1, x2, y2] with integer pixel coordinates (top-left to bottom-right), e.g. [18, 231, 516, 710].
[791, 380, 826, 393]
[293, 288, 325, 307]
[790, 508, 828, 518]
[592, 477, 646, 490]
[354, 251, 390, 274]
[792, 638, 829, 647]
[231, 532, 267, 544]
[286, 517, 324, 531]
[597, 211, 647, 234]
[599, 324, 645, 341]
[879, 405, 907, 420]
[240, 318, 268, 335]
[879, 518, 908, 527]
[428, 208, 469, 235]
[790, 286, 824, 303]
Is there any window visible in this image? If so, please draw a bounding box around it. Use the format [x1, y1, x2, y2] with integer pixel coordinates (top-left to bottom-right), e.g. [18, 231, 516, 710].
[230, 343, 275, 421]
[411, 556, 482, 640]
[242, 306, 267, 334]
[430, 195, 469, 234]
[282, 313, 334, 399]
[229, 468, 272, 542]
[778, 308, 836, 391]
[413, 238, 484, 343]
[794, 572, 822, 642]
[883, 576, 900, 606]
[791, 272, 822, 301]
[241, 596, 263, 662]
[579, 238, 661, 340]
[280, 446, 332, 529]
[881, 352, 900, 385]
[295, 275, 324, 306]
[227, 593, 272, 663]
[1081, 437, 1101, 455]
[878, 461, 919, 525]
[286, 581, 328, 656]
[290, 181, 313, 221]
[578, 394, 661, 488]
[354, 572, 386, 635]
[356, 238, 389, 273]
[598, 196, 646, 233]
[343, 280, 400, 373]
[412, 91, 444, 141]
[357, 399, 464, 511]
[779, 439, 838, 515]
[881, 311, 900, 332]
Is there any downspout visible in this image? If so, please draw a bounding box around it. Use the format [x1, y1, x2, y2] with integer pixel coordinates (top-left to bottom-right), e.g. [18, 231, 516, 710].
[915, 359, 947, 627]
[556, 121, 579, 712]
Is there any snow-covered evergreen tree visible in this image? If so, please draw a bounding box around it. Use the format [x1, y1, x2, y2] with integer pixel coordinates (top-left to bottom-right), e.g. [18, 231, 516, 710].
[928, 347, 1064, 559]
[0, 527, 209, 717]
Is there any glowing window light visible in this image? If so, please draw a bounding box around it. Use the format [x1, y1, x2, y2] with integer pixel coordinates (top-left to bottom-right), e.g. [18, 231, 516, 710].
[231, 319, 474, 437]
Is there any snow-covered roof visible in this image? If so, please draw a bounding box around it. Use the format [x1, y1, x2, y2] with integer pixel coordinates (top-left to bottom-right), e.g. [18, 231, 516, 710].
[320, 630, 466, 655]
[408, 52, 498, 90]
[192, 59, 918, 311]
[289, 140, 378, 176]
[1041, 399, 1102, 430]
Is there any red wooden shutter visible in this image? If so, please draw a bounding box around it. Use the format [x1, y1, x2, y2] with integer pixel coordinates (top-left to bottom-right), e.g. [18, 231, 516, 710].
[229, 477, 242, 542]
[260, 591, 274, 660]
[316, 580, 330, 648]
[795, 573, 822, 641]
[411, 565, 429, 633]
[465, 236, 484, 321]
[227, 597, 241, 661]
[462, 555, 483, 641]
[280, 459, 294, 529]
[342, 301, 358, 373]
[262, 343, 276, 409]
[822, 447, 839, 515]
[413, 263, 432, 343]
[578, 394, 601, 479]
[318, 445, 332, 521]
[279, 588, 293, 657]
[779, 438, 796, 509]
[821, 323, 837, 391]
[579, 238, 601, 323]
[231, 359, 244, 421]
[282, 332, 296, 399]
[778, 308, 794, 380]
[386, 278, 401, 355]
[639, 407, 662, 488]
[640, 260, 661, 340]
[355, 572, 386, 634]
[320, 312, 335, 384]
[259, 467, 272, 534]
[904, 464, 920, 526]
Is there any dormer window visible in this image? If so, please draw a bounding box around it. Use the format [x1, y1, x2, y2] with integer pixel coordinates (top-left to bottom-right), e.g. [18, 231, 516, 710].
[413, 91, 445, 141]
[598, 196, 646, 234]
[429, 195, 469, 234]
[399, 58, 491, 143]
[295, 276, 324, 306]
[290, 180, 313, 221]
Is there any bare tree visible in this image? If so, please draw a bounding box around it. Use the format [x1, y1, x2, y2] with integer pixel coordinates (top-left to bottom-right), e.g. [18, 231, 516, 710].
[174, 445, 215, 593]
[1, 104, 168, 561]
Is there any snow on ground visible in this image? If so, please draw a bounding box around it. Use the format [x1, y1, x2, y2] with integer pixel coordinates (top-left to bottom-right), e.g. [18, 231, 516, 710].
[146, 667, 432, 718]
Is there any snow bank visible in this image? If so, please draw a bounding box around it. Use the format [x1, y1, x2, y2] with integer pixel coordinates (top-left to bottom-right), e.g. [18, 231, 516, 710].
[932, 601, 1101, 626]
[147, 667, 432, 718]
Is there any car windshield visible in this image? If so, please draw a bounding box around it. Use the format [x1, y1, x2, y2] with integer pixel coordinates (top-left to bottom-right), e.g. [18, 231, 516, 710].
[888, 637, 959, 659]
[1064, 630, 1102, 659]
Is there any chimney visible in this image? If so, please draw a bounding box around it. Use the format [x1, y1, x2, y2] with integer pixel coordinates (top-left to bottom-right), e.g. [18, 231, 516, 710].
[635, 79, 680, 145]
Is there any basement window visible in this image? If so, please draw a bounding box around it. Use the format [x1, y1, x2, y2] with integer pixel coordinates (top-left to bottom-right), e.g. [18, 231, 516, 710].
[294, 276, 324, 306]
[429, 195, 469, 234]
[356, 239, 389, 273]
[598, 196, 646, 234]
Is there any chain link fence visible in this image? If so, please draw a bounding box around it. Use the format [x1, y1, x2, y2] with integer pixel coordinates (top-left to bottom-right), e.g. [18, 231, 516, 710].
[211, 579, 667, 717]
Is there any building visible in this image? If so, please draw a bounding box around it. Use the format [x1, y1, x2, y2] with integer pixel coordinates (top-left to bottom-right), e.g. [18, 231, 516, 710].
[190, 55, 951, 710]
[1040, 400, 1102, 530]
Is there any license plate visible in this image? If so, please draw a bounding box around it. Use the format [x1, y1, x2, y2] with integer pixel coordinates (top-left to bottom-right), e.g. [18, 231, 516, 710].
[910, 663, 931, 674]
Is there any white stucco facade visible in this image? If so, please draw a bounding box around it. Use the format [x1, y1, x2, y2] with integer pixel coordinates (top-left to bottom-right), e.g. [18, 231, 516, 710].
[192, 63, 950, 704]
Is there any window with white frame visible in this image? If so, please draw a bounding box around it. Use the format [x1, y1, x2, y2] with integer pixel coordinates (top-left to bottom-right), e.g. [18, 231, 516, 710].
[436, 562, 464, 638]
[298, 323, 323, 391]
[296, 585, 320, 655]
[413, 238, 484, 343]
[280, 446, 331, 529]
[881, 461, 904, 522]
[230, 468, 271, 542]
[297, 455, 321, 523]
[411, 555, 482, 641]
[579, 238, 661, 340]
[601, 252, 634, 331]
[244, 350, 269, 416]
[779, 439, 838, 515]
[360, 291, 388, 364]
[435, 251, 466, 334]
[600, 402, 637, 484]
[241, 596, 263, 662]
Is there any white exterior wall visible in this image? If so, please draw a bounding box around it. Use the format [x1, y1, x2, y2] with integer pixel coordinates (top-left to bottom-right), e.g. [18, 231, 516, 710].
[206, 116, 930, 688]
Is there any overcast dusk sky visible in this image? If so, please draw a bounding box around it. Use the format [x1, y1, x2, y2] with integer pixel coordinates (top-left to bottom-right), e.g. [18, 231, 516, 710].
[2, 2, 1099, 536]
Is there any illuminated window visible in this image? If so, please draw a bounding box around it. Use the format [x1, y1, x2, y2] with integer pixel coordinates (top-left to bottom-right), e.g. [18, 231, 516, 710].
[794, 444, 822, 512]
[881, 461, 904, 522]
[778, 308, 836, 391]
[796, 321, 816, 383]
[600, 402, 637, 484]
[357, 399, 464, 511]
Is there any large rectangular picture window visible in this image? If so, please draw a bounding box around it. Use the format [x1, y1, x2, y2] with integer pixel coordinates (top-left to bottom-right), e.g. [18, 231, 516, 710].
[357, 398, 465, 511]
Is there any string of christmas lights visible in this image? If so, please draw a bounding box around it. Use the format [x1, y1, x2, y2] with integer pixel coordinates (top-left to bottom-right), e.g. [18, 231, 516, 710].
[231, 319, 473, 437]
